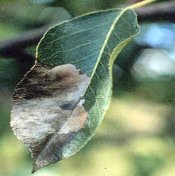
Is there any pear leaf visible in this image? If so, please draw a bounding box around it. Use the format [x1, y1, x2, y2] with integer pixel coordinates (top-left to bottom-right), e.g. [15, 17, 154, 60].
[11, 8, 139, 173]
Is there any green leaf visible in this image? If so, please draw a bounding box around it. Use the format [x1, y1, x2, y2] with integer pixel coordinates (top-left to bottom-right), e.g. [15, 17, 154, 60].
[30, 0, 56, 3]
[11, 8, 139, 173]
[30, 0, 64, 5]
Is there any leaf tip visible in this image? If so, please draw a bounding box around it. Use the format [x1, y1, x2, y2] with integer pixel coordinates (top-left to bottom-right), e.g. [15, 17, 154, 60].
[31, 159, 49, 174]
[31, 167, 37, 174]
[32, 162, 41, 174]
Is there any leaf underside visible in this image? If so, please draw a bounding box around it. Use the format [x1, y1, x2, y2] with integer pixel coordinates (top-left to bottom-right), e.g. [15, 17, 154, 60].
[11, 8, 139, 173]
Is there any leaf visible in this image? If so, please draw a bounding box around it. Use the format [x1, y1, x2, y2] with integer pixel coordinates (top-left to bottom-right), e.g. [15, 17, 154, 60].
[30, 0, 64, 5]
[30, 0, 55, 3]
[11, 8, 139, 173]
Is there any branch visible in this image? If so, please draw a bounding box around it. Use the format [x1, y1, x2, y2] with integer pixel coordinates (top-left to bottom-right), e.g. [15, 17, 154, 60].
[0, 26, 49, 61]
[136, 1, 175, 22]
[0, 48, 34, 60]
[0, 1, 174, 60]
[0, 26, 48, 56]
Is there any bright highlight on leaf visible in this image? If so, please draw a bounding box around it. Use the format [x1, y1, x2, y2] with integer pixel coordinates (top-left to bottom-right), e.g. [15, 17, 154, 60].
[11, 8, 139, 173]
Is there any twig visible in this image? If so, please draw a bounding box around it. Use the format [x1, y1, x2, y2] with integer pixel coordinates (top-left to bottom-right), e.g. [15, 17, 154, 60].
[0, 26, 48, 61]
[0, 48, 34, 60]
[137, 1, 175, 22]
[128, 0, 157, 10]
[0, 1, 174, 60]
[0, 26, 48, 52]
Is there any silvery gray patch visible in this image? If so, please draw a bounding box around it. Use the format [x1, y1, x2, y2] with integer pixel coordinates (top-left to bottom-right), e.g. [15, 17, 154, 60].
[11, 64, 89, 173]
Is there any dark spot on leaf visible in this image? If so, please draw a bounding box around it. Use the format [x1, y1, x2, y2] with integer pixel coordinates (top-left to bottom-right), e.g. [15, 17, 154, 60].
[60, 103, 75, 110]
[79, 70, 83, 75]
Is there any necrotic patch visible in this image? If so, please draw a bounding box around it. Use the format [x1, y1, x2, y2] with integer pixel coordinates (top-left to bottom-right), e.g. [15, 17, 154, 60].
[11, 63, 89, 169]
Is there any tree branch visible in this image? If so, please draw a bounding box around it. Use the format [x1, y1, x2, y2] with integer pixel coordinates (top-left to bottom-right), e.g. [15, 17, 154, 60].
[0, 26, 48, 57]
[0, 1, 174, 60]
[136, 1, 175, 22]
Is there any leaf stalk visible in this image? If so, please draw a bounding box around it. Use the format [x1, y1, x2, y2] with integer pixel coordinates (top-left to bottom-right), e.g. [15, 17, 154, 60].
[128, 0, 157, 10]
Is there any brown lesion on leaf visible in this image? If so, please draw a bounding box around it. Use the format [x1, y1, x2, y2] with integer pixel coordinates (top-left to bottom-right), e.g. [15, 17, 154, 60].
[11, 63, 90, 173]
[59, 100, 88, 134]
[14, 63, 88, 100]
[13, 64, 51, 100]
[31, 99, 88, 173]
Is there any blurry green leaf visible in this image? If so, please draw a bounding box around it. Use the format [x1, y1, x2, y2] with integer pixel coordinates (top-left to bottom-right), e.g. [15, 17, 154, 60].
[132, 154, 165, 176]
[30, 0, 63, 5]
[0, 1, 72, 28]
[0, 23, 22, 40]
[31, 0, 55, 3]
[29, 0, 122, 15]
[11, 8, 139, 173]
[0, 59, 20, 89]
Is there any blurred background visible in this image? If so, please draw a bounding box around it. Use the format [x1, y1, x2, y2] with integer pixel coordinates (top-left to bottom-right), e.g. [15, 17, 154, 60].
[0, 0, 175, 176]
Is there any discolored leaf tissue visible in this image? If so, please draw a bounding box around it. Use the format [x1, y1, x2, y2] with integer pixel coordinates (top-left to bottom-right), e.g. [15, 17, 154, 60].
[11, 8, 139, 173]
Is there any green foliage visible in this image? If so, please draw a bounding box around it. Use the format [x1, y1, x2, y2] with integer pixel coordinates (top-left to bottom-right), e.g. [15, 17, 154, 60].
[132, 154, 165, 176]
[0, 59, 21, 90]
[31, 0, 56, 3]
[30, 0, 125, 15]
[0, 23, 21, 40]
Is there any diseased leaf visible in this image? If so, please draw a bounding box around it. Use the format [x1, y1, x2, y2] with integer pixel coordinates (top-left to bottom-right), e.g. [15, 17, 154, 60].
[11, 8, 139, 173]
